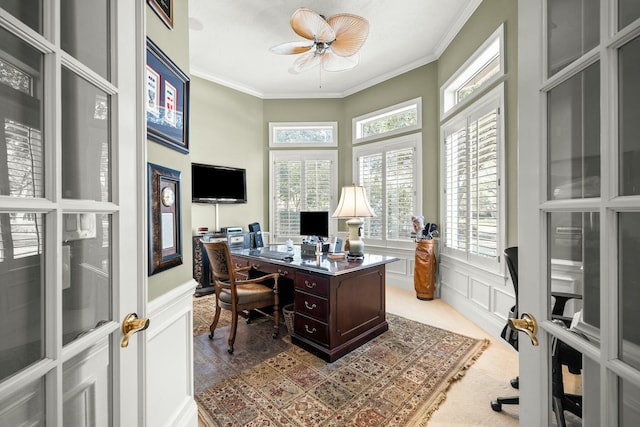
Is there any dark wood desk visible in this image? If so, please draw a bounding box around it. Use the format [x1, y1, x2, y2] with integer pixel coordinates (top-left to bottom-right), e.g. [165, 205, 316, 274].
[230, 246, 398, 362]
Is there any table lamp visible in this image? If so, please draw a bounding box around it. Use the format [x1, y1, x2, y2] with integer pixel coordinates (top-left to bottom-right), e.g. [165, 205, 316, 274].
[332, 184, 376, 259]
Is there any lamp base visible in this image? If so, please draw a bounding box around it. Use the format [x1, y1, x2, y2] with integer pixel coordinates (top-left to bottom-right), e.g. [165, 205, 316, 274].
[346, 217, 365, 260]
[346, 252, 364, 261]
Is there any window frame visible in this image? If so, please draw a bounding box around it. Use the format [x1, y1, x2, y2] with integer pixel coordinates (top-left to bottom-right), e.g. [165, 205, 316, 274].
[269, 121, 338, 148]
[268, 149, 338, 243]
[352, 97, 422, 144]
[440, 24, 505, 122]
[440, 83, 506, 272]
[353, 133, 422, 250]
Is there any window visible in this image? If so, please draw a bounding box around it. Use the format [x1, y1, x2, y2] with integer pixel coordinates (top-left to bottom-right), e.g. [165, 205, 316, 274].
[269, 150, 337, 242]
[353, 133, 421, 248]
[269, 122, 337, 147]
[441, 84, 504, 269]
[441, 24, 504, 120]
[353, 98, 421, 143]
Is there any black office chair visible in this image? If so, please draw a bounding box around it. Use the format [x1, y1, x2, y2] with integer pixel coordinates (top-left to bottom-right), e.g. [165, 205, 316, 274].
[491, 247, 583, 426]
[491, 247, 520, 411]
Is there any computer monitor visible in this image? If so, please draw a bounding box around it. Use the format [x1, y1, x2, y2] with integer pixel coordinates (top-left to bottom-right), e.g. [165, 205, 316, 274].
[299, 211, 329, 240]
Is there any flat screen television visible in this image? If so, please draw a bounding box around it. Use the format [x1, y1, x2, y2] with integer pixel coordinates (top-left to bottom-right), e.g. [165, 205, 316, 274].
[299, 211, 329, 239]
[191, 163, 247, 204]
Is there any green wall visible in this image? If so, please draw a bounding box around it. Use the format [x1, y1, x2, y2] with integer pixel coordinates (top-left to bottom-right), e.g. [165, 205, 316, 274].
[343, 62, 440, 222]
[147, 0, 518, 300]
[437, 0, 519, 246]
[190, 77, 265, 232]
[146, 1, 193, 301]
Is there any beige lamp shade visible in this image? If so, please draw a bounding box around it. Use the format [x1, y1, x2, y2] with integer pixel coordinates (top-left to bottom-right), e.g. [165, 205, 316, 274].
[332, 184, 376, 218]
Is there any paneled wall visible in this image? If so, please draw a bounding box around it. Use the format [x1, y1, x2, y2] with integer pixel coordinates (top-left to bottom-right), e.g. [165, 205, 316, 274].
[439, 255, 515, 338]
[146, 280, 198, 427]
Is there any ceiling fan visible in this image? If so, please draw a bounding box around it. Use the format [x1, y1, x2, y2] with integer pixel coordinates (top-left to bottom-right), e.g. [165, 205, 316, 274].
[270, 8, 369, 74]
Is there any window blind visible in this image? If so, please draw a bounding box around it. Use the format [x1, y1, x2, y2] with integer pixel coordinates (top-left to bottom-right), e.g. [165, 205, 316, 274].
[272, 156, 333, 240]
[444, 107, 499, 260]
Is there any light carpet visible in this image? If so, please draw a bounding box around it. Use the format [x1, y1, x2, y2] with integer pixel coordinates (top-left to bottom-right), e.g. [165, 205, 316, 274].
[195, 311, 489, 427]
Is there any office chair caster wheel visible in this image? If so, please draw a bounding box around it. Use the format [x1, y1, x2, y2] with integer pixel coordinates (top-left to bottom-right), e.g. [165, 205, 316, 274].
[208, 332, 214, 340]
[272, 331, 279, 339]
[491, 400, 502, 412]
[510, 377, 519, 389]
[227, 346, 234, 354]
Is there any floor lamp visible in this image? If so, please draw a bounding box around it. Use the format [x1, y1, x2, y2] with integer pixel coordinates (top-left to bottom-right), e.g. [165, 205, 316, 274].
[332, 184, 376, 259]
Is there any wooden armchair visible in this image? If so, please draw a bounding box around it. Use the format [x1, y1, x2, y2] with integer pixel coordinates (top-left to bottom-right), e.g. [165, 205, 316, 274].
[201, 241, 280, 354]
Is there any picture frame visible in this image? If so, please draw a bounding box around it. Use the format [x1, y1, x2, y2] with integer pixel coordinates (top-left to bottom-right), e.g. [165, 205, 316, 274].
[148, 163, 183, 275]
[147, 0, 173, 30]
[146, 37, 190, 154]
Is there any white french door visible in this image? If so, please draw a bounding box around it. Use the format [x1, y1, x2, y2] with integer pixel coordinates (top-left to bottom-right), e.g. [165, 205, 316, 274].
[519, 0, 640, 426]
[0, 1, 146, 426]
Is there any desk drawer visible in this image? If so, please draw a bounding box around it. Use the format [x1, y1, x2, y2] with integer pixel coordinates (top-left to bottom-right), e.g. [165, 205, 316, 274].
[295, 290, 328, 322]
[294, 272, 329, 297]
[231, 256, 249, 270]
[295, 313, 329, 346]
[247, 260, 292, 279]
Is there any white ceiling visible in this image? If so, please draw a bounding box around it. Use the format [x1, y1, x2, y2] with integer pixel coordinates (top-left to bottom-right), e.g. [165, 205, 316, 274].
[188, 0, 481, 99]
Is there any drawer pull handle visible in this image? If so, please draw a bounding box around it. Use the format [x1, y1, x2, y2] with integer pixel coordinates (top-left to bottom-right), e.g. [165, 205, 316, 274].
[304, 301, 317, 310]
[278, 269, 288, 276]
[304, 280, 316, 289]
[304, 325, 317, 334]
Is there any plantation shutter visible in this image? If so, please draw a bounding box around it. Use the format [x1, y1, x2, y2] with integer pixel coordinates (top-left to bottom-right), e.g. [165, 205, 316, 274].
[445, 126, 468, 253]
[444, 107, 499, 261]
[469, 109, 498, 259]
[272, 156, 333, 240]
[303, 159, 331, 211]
[358, 152, 383, 239]
[273, 159, 302, 238]
[386, 147, 415, 240]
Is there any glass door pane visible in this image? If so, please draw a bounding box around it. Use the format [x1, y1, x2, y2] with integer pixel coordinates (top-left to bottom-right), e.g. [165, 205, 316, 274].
[619, 36, 640, 196]
[0, 212, 44, 381]
[0, 26, 44, 198]
[0, 0, 43, 34]
[60, 0, 110, 80]
[619, 0, 640, 31]
[619, 212, 640, 370]
[547, 0, 599, 76]
[62, 213, 111, 346]
[548, 63, 600, 200]
[620, 377, 640, 424]
[548, 212, 599, 336]
[61, 68, 110, 202]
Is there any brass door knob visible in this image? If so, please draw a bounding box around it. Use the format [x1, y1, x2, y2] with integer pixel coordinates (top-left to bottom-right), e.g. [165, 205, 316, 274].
[508, 312, 539, 346]
[121, 313, 150, 348]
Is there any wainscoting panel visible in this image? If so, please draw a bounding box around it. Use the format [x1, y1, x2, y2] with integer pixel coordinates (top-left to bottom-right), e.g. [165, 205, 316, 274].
[146, 280, 198, 427]
[470, 278, 491, 310]
[493, 287, 515, 323]
[439, 255, 514, 340]
[440, 264, 469, 297]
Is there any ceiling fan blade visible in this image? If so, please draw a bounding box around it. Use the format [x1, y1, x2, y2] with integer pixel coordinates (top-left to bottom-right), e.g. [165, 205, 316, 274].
[270, 41, 313, 55]
[289, 50, 322, 74]
[322, 51, 359, 72]
[290, 7, 335, 42]
[327, 13, 369, 57]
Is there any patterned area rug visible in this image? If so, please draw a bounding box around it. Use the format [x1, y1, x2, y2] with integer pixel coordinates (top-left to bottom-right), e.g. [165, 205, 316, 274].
[193, 294, 231, 336]
[195, 313, 489, 427]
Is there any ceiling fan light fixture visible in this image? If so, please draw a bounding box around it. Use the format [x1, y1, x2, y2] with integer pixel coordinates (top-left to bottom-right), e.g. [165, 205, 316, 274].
[271, 7, 369, 74]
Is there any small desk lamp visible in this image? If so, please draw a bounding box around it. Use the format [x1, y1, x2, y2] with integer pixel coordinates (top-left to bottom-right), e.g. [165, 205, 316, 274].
[332, 184, 376, 259]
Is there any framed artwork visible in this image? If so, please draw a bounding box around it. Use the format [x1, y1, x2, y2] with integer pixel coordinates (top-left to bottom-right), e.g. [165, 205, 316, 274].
[146, 37, 190, 154]
[147, 0, 173, 29]
[148, 163, 183, 275]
